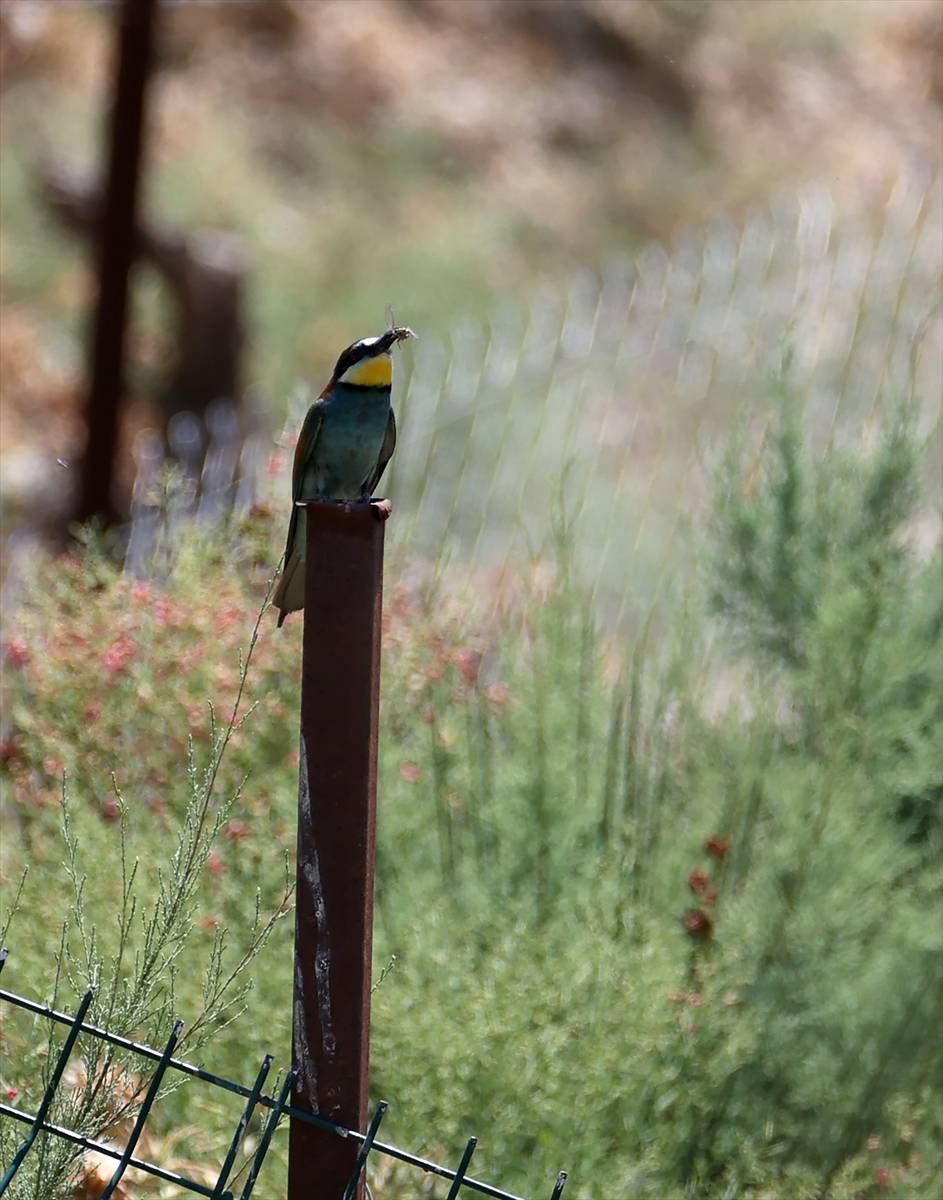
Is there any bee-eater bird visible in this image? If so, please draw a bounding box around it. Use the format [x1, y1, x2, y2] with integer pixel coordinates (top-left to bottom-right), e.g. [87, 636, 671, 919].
[273, 325, 415, 626]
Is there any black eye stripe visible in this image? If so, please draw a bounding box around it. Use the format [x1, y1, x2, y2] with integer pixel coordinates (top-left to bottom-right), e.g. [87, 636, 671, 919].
[331, 328, 407, 379]
[333, 339, 382, 378]
[333, 344, 362, 377]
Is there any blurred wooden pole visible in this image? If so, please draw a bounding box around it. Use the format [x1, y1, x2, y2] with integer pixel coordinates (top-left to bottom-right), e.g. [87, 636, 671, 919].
[75, 0, 157, 528]
[41, 163, 247, 451]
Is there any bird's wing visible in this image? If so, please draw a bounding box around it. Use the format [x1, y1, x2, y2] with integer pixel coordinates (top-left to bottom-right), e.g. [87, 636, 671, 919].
[273, 404, 324, 624]
[365, 407, 396, 497]
[292, 402, 325, 501]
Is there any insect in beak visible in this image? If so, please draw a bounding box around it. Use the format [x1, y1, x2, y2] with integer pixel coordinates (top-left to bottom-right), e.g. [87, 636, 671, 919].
[384, 306, 417, 346]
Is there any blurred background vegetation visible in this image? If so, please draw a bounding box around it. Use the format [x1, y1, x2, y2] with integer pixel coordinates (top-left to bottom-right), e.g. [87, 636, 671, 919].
[1, 2, 941, 1198]
[1, 0, 941, 541]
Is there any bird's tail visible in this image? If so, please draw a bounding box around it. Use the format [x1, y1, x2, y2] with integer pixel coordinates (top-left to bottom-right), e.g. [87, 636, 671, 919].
[273, 509, 306, 627]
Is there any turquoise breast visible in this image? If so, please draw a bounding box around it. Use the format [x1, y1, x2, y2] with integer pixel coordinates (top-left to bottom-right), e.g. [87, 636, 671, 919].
[306, 384, 391, 500]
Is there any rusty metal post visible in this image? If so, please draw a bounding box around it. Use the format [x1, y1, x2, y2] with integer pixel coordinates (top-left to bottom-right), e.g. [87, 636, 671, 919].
[289, 500, 389, 1200]
[76, 0, 157, 527]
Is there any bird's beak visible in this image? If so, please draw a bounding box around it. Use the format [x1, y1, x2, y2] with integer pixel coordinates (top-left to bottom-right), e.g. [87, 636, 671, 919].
[377, 326, 417, 352]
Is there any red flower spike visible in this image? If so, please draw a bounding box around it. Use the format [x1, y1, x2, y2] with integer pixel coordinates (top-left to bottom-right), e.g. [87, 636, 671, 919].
[682, 908, 714, 941]
[687, 868, 717, 905]
[705, 834, 731, 860]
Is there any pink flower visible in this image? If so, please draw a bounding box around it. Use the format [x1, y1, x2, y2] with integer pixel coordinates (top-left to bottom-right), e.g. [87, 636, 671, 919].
[216, 607, 242, 631]
[454, 648, 482, 687]
[43, 757, 63, 780]
[103, 634, 137, 674]
[153, 599, 178, 628]
[206, 853, 225, 875]
[6, 1087, 18, 1101]
[223, 819, 250, 841]
[188, 706, 209, 736]
[266, 449, 288, 477]
[399, 762, 421, 783]
[4, 641, 30, 669]
[131, 581, 153, 605]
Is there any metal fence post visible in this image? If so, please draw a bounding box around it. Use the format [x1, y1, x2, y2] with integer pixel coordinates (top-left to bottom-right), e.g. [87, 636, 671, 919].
[288, 500, 388, 1200]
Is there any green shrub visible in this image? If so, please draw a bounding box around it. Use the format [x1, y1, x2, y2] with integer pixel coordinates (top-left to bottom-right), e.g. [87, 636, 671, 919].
[1, 405, 940, 1198]
[710, 393, 942, 848]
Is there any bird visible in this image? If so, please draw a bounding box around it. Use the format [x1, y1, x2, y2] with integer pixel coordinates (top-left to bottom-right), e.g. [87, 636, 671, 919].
[273, 325, 415, 626]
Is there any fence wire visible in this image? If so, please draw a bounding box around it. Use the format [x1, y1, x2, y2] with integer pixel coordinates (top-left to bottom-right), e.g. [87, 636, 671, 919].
[121, 174, 942, 623]
[383, 173, 942, 615]
[0, 953, 568, 1200]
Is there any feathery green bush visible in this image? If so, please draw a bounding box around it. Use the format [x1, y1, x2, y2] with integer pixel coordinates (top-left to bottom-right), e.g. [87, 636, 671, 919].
[1, 402, 940, 1198]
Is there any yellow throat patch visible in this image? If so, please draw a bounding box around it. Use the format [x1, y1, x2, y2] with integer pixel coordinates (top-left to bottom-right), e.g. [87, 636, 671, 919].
[340, 354, 392, 388]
